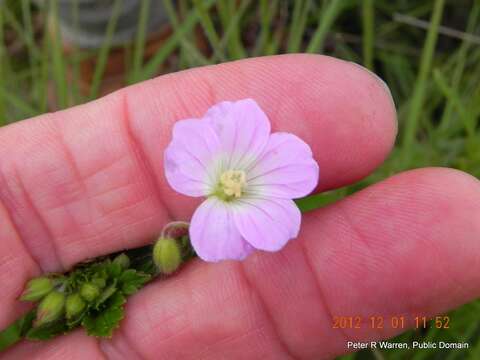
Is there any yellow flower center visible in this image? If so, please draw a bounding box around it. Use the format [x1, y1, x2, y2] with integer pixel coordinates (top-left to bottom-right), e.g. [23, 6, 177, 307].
[219, 170, 246, 199]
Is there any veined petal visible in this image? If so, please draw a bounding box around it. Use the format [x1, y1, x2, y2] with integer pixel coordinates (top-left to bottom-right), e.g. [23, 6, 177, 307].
[190, 198, 254, 262]
[164, 118, 222, 197]
[246, 133, 319, 199]
[205, 99, 271, 170]
[233, 197, 301, 251]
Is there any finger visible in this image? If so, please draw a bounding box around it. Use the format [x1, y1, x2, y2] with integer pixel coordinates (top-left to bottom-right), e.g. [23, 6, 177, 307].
[0, 54, 395, 328]
[95, 168, 480, 359]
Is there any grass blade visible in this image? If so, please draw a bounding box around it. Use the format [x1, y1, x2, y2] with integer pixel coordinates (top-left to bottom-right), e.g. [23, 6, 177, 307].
[68, 0, 83, 105]
[362, 0, 374, 70]
[433, 68, 474, 138]
[438, 2, 480, 134]
[88, 0, 123, 100]
[2, 3, 40, 61]
[139, 0, 215, 81]
[218, 0, 250, 58]
[253, 0, 278, 57]
[307, 0, 350, 53]
[0, 6, 5, 124]
[38, 2, 52, 113]
[130, 0, 150, 84]
[162, 0, 210, 67]
[49, 0, 68, 109]
[287, 0, 311, 53]
[0, 86, 38, 119]
[192, 0, 225, 62]
[401, 0, 445, 166]
[217, 0, 248, 59]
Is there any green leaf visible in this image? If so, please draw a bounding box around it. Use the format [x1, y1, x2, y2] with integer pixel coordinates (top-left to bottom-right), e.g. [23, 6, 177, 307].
[82, 292, 126, 338]
[134, 259, 157, 276]
[94, 282, 118, 309]
[26, 318, 68, 341]
[119, 269, 151, 295]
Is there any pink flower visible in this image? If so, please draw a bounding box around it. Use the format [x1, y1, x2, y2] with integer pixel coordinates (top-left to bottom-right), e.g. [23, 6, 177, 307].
[164, 99, 319, 262]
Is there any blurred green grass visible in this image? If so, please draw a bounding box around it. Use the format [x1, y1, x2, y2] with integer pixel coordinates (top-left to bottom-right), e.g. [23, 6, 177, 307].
[0, 0, 479, 359]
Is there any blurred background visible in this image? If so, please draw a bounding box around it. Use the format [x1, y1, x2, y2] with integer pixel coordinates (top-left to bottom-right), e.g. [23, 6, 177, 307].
[0, 0, 479, 358]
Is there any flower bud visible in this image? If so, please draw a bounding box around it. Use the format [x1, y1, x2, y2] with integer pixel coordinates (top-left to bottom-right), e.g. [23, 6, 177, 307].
[153, 237, 182, 275]
[113, 253, 130, 270]
[92, 277, 106, 289]
[35, 291, 65, 326]
[80, 283, 100, 302]
[65, 293, 86, 319]
[20, 277, 54, 302]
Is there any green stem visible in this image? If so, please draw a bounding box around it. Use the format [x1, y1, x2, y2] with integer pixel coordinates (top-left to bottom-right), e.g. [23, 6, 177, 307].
[362, 0, 374, 70]
[0, 310, 35, 352]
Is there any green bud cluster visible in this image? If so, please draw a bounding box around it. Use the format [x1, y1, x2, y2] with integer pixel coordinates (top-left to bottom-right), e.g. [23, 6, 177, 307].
[9, 224, 195, 343]
[19, 253, 144, 329]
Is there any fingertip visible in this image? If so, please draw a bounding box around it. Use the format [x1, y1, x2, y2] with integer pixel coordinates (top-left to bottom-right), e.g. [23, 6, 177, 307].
[425, 167, 480, 194]
[337, 59, 398, 157]
[377, 167, 480, 206]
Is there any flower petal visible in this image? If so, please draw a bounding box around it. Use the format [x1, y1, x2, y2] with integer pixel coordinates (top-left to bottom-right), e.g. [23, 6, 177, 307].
[205, 99, 271, 170]
[190, 198, 254, 262]
[164, 118, 222, 197]
[233, 197, 301, 251]
[246, 133, 319, 199]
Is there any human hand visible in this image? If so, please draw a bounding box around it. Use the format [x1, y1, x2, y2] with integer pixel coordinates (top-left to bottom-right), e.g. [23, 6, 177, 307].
[1, 55, 479, 359]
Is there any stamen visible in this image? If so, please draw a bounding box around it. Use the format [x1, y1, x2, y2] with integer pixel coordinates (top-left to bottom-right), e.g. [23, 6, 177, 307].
[219, 170, 246, 198]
